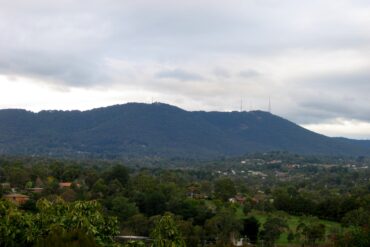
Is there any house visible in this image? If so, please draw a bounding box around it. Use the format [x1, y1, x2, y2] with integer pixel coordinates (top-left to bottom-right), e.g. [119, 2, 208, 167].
[35, 177, 44, 187]
[59, 182, 73, 189]
[115, 236, 151, 247]
[1, 183, 10, 189]
[229, 195, 246, 204]
[252, 191, 267, 204]
[27, 187, 44, 193]
[59, 182, 81, 189]
[234, 195, 246, 204]
[3, 193, 29, 205]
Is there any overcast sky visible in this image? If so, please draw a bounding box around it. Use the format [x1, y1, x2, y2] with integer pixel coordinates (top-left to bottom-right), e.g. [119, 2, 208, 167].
[1, 0, 370, 139]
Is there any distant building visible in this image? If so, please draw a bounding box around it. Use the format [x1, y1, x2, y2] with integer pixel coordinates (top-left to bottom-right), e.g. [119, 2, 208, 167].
[1, 183, 10, 189]
[59, 182, 81, 189]
[234, 195, 246, 204]
[229, 194, 246, 204]
[35, 177, 44, 187]
[3, 193, 29, 205]
[115, 236, 151, 246]
[27, 187, 44, 193]
[59, 182, 73, 189]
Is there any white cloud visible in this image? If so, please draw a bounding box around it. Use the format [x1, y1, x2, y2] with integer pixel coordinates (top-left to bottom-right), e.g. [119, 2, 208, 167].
[303, 118, 370, 139]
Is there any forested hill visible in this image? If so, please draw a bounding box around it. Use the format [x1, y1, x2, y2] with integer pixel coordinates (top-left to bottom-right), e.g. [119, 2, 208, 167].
[0, 103, 369, 158]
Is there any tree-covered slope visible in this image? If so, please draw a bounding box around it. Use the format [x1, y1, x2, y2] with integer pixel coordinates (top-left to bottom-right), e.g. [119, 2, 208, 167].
[0, 103, 368, 158]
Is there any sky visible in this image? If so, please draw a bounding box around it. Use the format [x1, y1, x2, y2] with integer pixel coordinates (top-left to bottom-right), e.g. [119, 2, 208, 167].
[0, 0, 370, 139]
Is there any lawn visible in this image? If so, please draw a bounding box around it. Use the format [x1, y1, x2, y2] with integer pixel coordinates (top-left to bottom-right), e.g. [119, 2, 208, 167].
[243, 209, 342, 246]
[206, 202, 342, 246]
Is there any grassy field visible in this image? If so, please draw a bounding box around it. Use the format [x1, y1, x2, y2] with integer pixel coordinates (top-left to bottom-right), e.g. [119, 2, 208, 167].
[205, 202, 342, 246]
[238, 208, 342, 246]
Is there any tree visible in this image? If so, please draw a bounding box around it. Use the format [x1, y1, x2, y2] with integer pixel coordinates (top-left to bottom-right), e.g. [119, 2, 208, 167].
[334, 227, 370, 247]
[61, 165, 81, 181]
[341, 208, 370, 228]
[130, 171, 157, 194]
[91, 178, 108, 198]
[35, 228, 99, 247]
[150, 213, 186, 247]
[242, 199, 253, 216]
[126, 214, 149, 236]
[105, 165, 129, 186]
[175, 218, 203, 247]
[214, 178, 236, 202]
[34, 198, 119, 245]
[205, 208, 242, 246]
[335, 208, 370, 247]
[259, 216, 288, 247]
[241, 216, 260, 244]
[111, 196, 139, 222]
[287, 231, 295, 243]
[296, 216, 326, 246]
[107, 179, 124, 195]
[135, 191, 166, 216]
[7, 166, 29, 188]
[61, 188, 77, 202]
[123, 241, 146, 247]
[0, 198, 118, 247]
[0, 199, 33, 246]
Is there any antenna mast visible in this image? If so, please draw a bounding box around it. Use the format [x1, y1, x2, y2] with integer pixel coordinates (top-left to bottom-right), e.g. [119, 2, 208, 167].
[268, 96, 271, 113]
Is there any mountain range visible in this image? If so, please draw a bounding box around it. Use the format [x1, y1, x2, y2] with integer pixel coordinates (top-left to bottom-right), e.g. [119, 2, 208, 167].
[0, 102, 369, 158]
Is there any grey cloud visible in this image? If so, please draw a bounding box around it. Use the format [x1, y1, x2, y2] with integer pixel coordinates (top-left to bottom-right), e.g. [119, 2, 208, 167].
[239, 69, 261, 78]
[0, 51, 108, 87]
[283, 70, 370, 124]
[1, 0, 370, 138]
[1, 0, 369, 85]
[213, 68, 231, 78]
[303, 71, 370, 91]
[156, 69, 203, 81]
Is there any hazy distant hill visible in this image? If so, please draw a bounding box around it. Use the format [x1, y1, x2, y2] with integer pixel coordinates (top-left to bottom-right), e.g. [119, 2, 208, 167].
[0, 103, 369, 158]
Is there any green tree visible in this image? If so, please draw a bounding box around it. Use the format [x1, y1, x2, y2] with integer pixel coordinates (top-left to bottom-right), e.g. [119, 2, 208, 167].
[105, 165, 129, 186]
[242, 199, 253, 216]
[0, 199, 33, 246]
[175, 218, 203, 247]
[241, 216, 260, 244]
[135, 191, 166, 216]
[259, 216, 288, 247]
[150, 213, 186, 247]
[35, 228, 99, 247]
[341, 208, 370, 228]
[2, 197, 120, 246]
[111, 196, 139, 222]
[92, 179, 108, 198]
[7, 167, 29, 188]
[34, 198, 119, 245]
[214, 178, 236, 202]
[334, 227, 370, 247]
[205, 208, 242, 246]
[107, 179, 124, 195]
[296, 216, 326, 246]
[126, 214, 150, 236]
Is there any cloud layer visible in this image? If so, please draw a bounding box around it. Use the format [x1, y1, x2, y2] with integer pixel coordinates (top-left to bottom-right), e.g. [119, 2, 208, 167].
[1, 0, 370, 138]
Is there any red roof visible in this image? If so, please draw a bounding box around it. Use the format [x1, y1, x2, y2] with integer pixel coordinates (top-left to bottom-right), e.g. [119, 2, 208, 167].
[59, 182, 72, 187]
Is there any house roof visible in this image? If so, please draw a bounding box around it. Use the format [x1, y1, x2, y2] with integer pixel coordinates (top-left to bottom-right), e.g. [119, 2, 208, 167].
[3, 193, 29, 198]
[59, 182, 72, 187]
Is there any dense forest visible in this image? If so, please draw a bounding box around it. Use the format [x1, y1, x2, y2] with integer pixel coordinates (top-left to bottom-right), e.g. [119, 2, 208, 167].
[1, 103, 370, 158]
[0, 153, 369, 246]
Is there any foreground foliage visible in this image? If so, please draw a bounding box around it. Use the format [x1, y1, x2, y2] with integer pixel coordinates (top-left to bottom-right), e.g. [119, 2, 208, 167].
[0, 198, 118, 247]
[0, 153, 369, 246]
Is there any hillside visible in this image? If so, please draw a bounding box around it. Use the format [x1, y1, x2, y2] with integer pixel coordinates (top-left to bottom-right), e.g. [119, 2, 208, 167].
[0, 103, 369, 158]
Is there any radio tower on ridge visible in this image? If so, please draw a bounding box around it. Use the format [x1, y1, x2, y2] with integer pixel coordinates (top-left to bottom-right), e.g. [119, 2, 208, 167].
[268, 96, 271, 113]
